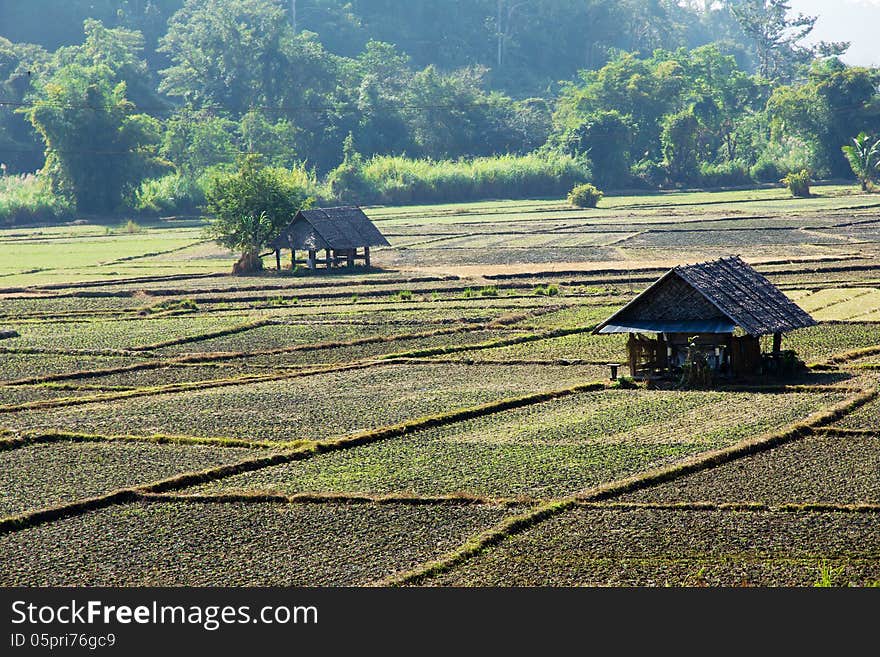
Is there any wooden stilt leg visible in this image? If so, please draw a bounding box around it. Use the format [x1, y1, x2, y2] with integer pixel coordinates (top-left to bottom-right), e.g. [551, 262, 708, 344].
[275, 249, 281, 271]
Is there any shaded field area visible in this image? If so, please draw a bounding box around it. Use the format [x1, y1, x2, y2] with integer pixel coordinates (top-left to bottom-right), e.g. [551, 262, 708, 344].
[2, 188, 879, 587]
[0, 501, 516, 586]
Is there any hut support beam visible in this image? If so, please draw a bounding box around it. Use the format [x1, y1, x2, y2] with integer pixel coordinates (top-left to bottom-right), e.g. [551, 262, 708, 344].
[275, 249, 281, 271]
[307, 249, 316, 270]
[772, 332, 782, 353]
[325, 249, 332, 269]
[364, 246, 370, 267]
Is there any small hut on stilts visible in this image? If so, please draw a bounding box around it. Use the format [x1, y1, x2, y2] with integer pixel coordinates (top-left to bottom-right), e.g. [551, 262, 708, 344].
[594, 256, 817, 381]
[269, 206, 389, 271]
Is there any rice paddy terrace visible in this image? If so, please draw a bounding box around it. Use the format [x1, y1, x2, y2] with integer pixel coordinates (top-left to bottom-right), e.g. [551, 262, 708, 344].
[1, 184, 879, 587]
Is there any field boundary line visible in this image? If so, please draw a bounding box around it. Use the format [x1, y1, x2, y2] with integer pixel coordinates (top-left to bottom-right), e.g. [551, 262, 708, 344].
[0, 381, 608, 534]
[127, 318, 276, 352]
[373, 499, 576, 586]
[814, 427, 880, 438]
[574, 384, 878, 502]
[813, 344, 880, 367]
[0, 360, 390, 413]
[138, 491, 529, 507]
[377, 324, 597, 360]
[575, 501, 880, 513]
[0, 430, 305, 453]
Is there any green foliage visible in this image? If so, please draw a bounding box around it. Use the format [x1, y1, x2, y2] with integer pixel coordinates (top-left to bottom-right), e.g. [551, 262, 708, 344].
[204, 154, 312, 261]
[661, 109, 702, 183]
[567, 183, 603, 208]
[813, 560, 845, 587]
[533, 284, 560, 297]
[479, 286, 499, 297]
[329, 153, 589, 205]
[135, 174, 205, 215]
[0, 173, 70, 225]
[841, 132, 880, 191]
[394, 290, 414, 302]
[160, 109, 238, 177]
[560, 110, 633, 187]
[698, 161, 752, 188]
[22, 62, 162, 213]
[781, 169, 811, 198]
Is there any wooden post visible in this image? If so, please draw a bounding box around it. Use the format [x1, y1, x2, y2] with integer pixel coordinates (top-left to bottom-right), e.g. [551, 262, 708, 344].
[325, 249, 331, 269]
[364, 245, 370, 268]
[307, 249, 316, 270]
[291, 249, 295, 269]
[347, 249, 354, 267]
[772, 332, 782, 353]
[275, 249, 281, 271]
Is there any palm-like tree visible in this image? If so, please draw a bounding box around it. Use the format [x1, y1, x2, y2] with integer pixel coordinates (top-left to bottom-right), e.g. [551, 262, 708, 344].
[842, 132, 880, 191]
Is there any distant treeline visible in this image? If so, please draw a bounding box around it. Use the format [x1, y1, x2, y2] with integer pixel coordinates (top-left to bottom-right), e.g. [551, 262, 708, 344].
[0, 0, 878, 223]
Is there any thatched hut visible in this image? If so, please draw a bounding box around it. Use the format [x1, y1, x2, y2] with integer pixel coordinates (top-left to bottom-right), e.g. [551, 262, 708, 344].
[593, 256, 816, 380]
[269, 206, 389, 270]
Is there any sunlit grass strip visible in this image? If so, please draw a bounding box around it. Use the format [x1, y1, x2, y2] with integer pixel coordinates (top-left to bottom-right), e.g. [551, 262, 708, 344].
[575, 501, 880, 513]
[576, 384, 879, 502]
[0, 380, 608, 534]
[375, 498, 576, 587]
[378, 325, 596, 360]
[0, 430, 305, 453]
[139, 491, 528, 507]
[392, 357, 604, 366]
[127, 318, 276, 352]
[812, 344, 880, 367]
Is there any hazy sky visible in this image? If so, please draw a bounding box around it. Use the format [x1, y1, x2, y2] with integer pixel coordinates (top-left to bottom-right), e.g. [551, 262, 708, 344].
[788, 0, 880, 67]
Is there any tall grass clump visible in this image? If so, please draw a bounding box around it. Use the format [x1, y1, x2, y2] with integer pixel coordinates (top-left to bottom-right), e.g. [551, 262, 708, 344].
[0, 174, 71, 225]
[329, 153, 590, 205]
[134, 174, 206, 215]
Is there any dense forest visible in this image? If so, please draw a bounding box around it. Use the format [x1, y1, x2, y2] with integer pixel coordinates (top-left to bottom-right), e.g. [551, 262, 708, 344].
[0, 0, 878, 222]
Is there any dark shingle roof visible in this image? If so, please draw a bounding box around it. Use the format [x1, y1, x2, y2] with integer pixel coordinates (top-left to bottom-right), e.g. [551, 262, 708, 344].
[594, 256, 816, 336]
[271, 206, 390, 250]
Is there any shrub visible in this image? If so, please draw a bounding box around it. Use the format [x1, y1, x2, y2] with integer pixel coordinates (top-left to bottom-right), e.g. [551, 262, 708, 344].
[630, 160, 666, 188]
[135, 174, 205, 215]
[533, 284, 560, 296]
[698, 161, 751, 188]
[0, 174, 71, 225]
[781, 169, 811, 198]
[328, 153, 590, 205]
[567, 183, 603, 208]
[395, 290, 414, 301]
[479, 286, 498, 297]
[751, 137, 814, 184]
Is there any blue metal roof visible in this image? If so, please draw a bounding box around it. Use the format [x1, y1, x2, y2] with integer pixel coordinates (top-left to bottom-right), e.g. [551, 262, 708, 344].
[597, 320, 737, 335]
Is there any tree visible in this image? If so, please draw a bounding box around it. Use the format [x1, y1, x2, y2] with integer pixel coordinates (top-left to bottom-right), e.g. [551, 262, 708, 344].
[728, 0, 848, 81]
[204, 154, 311, 273]
[661, 109, 702, 182]
[158, 0, 291, 109]
[561, 110, 633, 187]
[22, 62, 161, 213]
[842, 133, 880, 191]
[161, 108, 239, 176]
